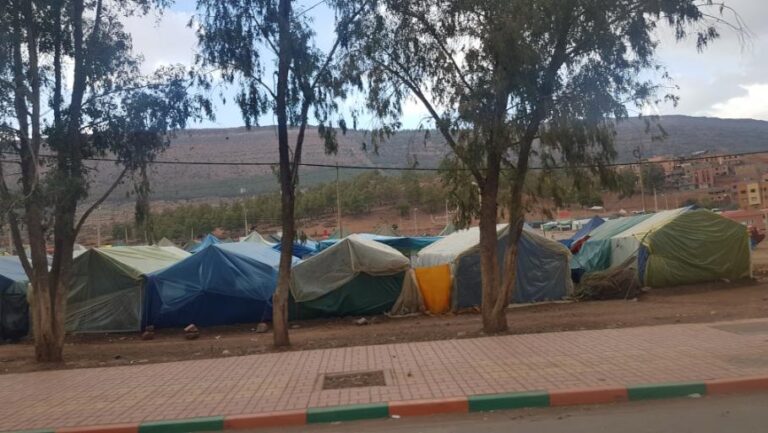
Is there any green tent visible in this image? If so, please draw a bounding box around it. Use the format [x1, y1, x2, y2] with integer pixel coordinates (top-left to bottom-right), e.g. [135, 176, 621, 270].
[640, 209, 751, 287]
[68, 246, 190, 332]
[290, 235, 410, 318]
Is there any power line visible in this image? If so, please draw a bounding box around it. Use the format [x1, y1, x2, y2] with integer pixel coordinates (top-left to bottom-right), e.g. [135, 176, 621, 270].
[1, 149, 766, 172]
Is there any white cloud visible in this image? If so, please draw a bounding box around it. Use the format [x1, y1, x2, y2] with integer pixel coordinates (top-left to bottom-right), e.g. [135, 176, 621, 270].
[708, 84, 768, 120]
[123, 11, 197, 74]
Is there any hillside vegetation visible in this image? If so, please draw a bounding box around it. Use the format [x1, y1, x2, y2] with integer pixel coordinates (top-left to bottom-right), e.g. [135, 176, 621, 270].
[86, 115, 768, 203]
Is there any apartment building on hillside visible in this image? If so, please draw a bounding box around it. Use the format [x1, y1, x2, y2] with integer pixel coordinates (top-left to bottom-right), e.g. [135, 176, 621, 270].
[731, 174, 768, 209]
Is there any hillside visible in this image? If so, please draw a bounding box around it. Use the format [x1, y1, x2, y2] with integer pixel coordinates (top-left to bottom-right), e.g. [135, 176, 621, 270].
[88, 115, 768, 203]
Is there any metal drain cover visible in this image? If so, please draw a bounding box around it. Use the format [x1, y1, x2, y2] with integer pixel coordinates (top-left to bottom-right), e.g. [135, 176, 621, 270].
[322, 370, 386, 390]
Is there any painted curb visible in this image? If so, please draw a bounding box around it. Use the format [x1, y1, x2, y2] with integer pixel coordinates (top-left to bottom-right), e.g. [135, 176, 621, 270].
[627, 382, 707, 401]
[468, 391, 549, 412]
[138, 416, 224, 433]
[706, 376, 768, 395]
[549, 386, 628, 406]
[57, 424, 139, 433]
[9, 375, 768, 433]
[307, 402, 389, 424]
[389, 397, 469, 417]
[223, 410, 306, 429]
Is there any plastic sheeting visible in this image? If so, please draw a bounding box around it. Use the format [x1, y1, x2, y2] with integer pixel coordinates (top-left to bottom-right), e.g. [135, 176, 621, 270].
[240, 231, 275, 246]
[414, 225, 573, 308]
[188, 234, 222, 253]
[560, 216, 604, 249]
[291, 235, 409, 302]
[157, 237, 176, 247]
[145, 243, 297, 328]
[572, 214, 653, 274]
[0, 256, 30, 340]
[642, 210, 751, 287]
[317, 235, 440, 255]
[290, 272, 405, 319]
[414, 265, 452, 314]
[68, 246, 190, 332]
[389, 269, 425, 316]
[609, 208, 691, 268]
[272, 239, 318, 259]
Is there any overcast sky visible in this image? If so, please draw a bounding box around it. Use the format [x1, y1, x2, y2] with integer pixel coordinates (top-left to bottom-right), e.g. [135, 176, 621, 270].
[123, 0, 768, 129]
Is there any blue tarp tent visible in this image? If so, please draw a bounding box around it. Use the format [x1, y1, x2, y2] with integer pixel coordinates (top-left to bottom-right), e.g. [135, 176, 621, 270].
[145, 243, 299, 328]
[560, 216, 605, 249]
[317, 235, 440, 255]
[415, 225, 573, 307]
[187, 234, 221, 253]
[0, 256, 30, 340]
[272, 240, 318, 259]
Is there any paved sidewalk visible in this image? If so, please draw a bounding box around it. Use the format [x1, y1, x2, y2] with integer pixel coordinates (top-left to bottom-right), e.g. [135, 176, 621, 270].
[2, 319, 768, 431]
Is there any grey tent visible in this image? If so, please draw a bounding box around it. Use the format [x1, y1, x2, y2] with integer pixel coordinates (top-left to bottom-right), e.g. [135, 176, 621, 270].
[68, 246, 190, 332]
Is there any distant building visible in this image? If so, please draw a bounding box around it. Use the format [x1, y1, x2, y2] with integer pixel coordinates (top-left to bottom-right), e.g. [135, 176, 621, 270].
[719, 209, 768, 232]
[731, 180, 766, 209]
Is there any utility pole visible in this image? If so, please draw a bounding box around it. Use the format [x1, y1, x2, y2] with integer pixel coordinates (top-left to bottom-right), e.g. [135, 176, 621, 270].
[634, 146, 646, 212]
[653, 188, 659, 212]
[243, 207, 249, 236]
[664, 193, 669, 210]
[124, 225, 128, 244]
[336, 164, 342, 238]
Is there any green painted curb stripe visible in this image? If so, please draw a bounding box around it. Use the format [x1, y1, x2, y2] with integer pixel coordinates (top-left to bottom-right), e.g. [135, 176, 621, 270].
[307, 403, 389, 424]
[627, 382, 706, 400]
[468, 391, 550, 412]
[138, 416, 224, 433]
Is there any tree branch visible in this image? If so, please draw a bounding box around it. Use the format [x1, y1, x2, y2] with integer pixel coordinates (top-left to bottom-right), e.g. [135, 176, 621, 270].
[73, 166, 128, 236]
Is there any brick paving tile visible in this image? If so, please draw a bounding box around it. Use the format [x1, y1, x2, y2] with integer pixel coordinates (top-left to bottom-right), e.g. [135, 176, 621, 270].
[2, 319, 768, 431]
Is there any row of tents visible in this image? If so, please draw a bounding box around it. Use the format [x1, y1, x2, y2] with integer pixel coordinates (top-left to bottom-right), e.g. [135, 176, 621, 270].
[0, 207, 752, 339]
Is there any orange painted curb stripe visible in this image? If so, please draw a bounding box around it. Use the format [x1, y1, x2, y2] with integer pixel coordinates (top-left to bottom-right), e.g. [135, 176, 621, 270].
[389, 397, 469, 417]
[706, 376, 768, 395]
[549, 387, 628, 406]
[57, 423, 139, 433]
[223, 410, 307, 429]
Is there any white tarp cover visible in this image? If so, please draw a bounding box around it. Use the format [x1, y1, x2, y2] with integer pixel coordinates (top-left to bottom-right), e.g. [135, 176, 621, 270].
[290, 234, 410, 302]
[414, 225, 507, 268]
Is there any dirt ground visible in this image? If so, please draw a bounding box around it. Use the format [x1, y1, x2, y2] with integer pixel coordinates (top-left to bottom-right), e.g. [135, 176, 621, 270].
[1, 241, 765, 375]
[0, 276, 766, 375]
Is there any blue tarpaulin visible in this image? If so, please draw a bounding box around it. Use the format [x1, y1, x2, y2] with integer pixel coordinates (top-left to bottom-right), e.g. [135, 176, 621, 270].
[187, 234, 222, 253]
[559, 216, 605, 249]
[144, 243, 298, 328]
[0, 256, 30, 340]
[272, 239, 318, 259]
[317, 235, 440, 254]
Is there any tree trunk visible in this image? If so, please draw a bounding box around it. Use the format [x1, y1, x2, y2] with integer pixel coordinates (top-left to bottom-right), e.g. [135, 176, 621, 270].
[29, 278, 66, 363]
[479, 157, 505, 333]
[498, 202, 525, 317]
[272, 0, 293, 347]
[273, 191, 295, 347]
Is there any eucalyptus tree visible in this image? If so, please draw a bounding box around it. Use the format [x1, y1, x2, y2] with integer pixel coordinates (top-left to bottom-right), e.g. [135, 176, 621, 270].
[194, 0, 373, 346]
[0, 0, 209, 362]
[358, 0, 739, 332]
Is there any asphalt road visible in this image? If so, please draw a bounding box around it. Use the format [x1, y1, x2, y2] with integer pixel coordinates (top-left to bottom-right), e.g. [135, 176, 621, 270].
[243, 393, 768, 433]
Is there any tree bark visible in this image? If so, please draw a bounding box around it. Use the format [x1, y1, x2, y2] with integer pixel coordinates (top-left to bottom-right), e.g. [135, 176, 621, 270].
[272, 0, 293, 347]
[479, 152, 505, 333]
